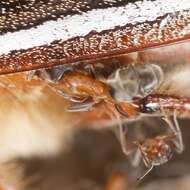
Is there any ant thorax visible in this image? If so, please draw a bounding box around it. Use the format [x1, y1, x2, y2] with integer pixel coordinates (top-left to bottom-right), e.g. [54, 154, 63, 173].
[140, 136, 173, 166]
[107, 64, 164, 102]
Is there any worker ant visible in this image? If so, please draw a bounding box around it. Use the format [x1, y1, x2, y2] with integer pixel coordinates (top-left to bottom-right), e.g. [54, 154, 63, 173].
[120, 111, 184, 181]
[28, 63, 163, 118]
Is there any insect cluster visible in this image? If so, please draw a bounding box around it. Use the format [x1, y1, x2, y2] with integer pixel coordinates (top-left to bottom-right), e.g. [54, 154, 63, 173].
[29, 59, 185, 180]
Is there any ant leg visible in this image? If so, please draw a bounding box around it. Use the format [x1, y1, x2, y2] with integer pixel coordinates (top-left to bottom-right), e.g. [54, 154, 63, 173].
[84, 64, 96, 78]
[129, 148, 142, 167]
[135, 141, 153, 168]
[119, 123, 131, 156]
[162, 110, 176, 133]
[162, 110, 184, 154]
[39, 69, 53, 82]
[47, 64, 74, 82]
[56, 89, 89, 103]
[46, 82, 89, 103]
[137, 165, 154, 181]
[27, 70, 37, 81]
[27, 68, 55, 82]
[115, 104, 129, 117]
[172, 111, 184, 153]
[66, 97, 96, 112]
[107, 106, 132, 156]
[116, 119, 134, 157]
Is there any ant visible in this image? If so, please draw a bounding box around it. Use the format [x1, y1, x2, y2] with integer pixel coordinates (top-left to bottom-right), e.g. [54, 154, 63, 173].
[125, 111, 184, 181]
[50, 70, 139, 119]
[28, 63, 163, 117]
[28, 65, 138, 117]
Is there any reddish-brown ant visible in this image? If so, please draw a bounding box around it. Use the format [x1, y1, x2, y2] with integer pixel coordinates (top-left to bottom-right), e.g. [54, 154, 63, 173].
[29, 65, 139, 117]
[129, 111, 184, 180]
[51, 70, 140, 119]
[29, 63, 163, 117]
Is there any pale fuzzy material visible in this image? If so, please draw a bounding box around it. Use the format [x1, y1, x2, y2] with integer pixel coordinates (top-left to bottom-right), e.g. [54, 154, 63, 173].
[1, 0, 190, 55]
[158, 64, 190, 97]
[0, 85, 74, 162]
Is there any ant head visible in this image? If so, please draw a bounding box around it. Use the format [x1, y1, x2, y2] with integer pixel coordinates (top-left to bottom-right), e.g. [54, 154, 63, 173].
[138, 137, 173, 166]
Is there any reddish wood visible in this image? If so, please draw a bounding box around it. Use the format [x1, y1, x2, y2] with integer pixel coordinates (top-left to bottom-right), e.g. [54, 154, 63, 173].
[0, 10, 190, 75]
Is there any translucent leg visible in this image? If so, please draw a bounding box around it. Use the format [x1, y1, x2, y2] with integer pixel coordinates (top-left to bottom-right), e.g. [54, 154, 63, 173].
[173, 111, 184, 153]
[104, 104, 130, 157]
[162, 110, 184, 154]
[137, 165, 154, 181]
[56, 89, 89, 103]
[66, 100, 96, 112]
[130, 148, 142, 167]
[119, 123, 131, 156]
[27, 70, 37, 81]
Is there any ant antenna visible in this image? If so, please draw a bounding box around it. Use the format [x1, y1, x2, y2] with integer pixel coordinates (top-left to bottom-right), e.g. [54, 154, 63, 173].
[137, 165, 154, 181]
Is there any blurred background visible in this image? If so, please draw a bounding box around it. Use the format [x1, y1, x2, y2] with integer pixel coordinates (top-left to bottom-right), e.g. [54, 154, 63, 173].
[15, 118, 190, 190]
